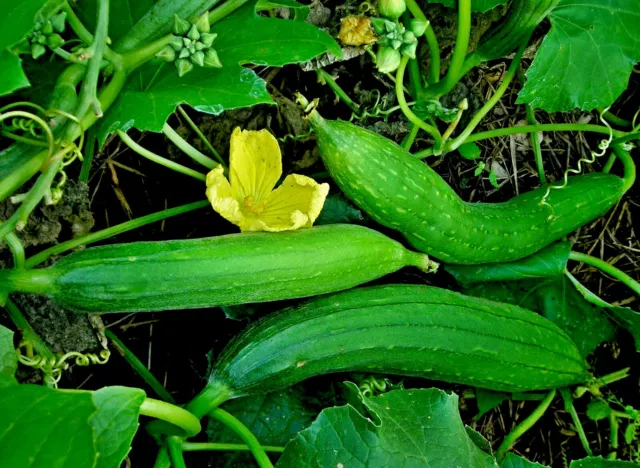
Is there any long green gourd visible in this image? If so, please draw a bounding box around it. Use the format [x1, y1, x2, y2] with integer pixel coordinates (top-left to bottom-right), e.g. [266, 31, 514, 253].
[0, 225, 436, 313]
[187, 284, 590, 417]
[307, 111, 625, 264]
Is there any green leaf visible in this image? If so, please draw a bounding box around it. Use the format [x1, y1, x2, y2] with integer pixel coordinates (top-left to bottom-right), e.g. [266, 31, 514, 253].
[586, 399, 612, 421]
[0, 324, 17, 377]
[446, 241, 571, 287]
[566, 274, 640, 351]
[0, 373, 17, 388]
[208, 388, 319, 467]
[501, 453, 549, 467]
[518, 0, 640, 111]
[464, 276, 616, 358]
[277, 386, 498, 468]
[0, 384, 97, 467]
[570, 456, 639, 467]
[75, 0, 153, 46]
[466, 426, 493, 455]
[0, 50, 31, 96]
[459, 142, 482, 160]
[315, 195, 364, 225]
[97, 1, 340, 144]
[475, 388, 509, 418]
[91, 386, 146, 468]
[427, 0, 507, 13]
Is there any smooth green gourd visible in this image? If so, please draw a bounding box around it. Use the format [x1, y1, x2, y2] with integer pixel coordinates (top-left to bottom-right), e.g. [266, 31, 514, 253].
[308, 112, 624, 264]
[189, 284, 590, 416]
[0, 225, 435, 313]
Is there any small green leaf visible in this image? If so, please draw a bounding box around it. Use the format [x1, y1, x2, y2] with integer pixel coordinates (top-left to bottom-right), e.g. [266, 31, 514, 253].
[0, 384, 97, 467]
[315, 195, 364, 225]
[278, 387, 498, 467]
[91, 386, 146, 468]
[586, 399, 612, 421]
[623, 422, 637, 444]
[459, 142, 482, 160]
[501, 453, 549, 467]
[488, 170, 499, 188]
[0, 50, 30, 96]
[518, 0, 640, 111]
[466, 426, 493, 455]
[475, 388, 509, 418]
[570, 456, 639, 467]
[0, 325, 17, 377]
[446, 241, 571, 286]
[427, 0, 507, 13]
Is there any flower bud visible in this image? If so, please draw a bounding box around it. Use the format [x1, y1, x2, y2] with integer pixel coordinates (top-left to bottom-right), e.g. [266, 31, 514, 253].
[42, 21, 54, 35]
[378, 0, 406, 21]
[168, 35, 183, 50]
[51, 12, 67, 33]
[200, 33, 217, 48]
[191, 50, 205, 67]
[203, 49, 222, 68]
[46, 33, 64, 49]
[376, 46, 401, 73]
[410, 18, 428, 37]
[156, 45, 176, 62]
[178, 48, 190, 59]
[194, 13, 210, 33]
[31, 43, 46, 59]
[176, 58, 193, 77]
[187, 24, 200, 41]
[173, 15, 190, 35]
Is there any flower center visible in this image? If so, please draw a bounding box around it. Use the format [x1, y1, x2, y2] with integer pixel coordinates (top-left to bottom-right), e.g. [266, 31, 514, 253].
[243, 195, 267, 215]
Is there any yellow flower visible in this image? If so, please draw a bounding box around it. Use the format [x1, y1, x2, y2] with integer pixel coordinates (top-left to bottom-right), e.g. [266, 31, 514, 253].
[338, 16, 377, 46]
[206, 127, 330, 232]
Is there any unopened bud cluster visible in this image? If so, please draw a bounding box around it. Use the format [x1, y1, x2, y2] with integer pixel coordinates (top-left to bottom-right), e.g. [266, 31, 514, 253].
[21, 12, 67, 59]
[371, 18, 417, 73]
[156, 14, 222, 77]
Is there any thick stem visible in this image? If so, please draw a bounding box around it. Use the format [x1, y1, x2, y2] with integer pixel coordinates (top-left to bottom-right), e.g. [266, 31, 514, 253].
[517, 66, 545, 185]
[25, 200, 208, 268]
[209, 0, 250, 25]
[316, 69, 360, 115]
[78, 127, 97, 183]
[166, 436, 187, 468]
[608, 413, 619, 459]
[396, 56, 442, 149]
[140, 398, 201, 437]
[611, 144, 636, 193]
[120, 34, 173, 71]
[569, 251, 640, 297]
[495, 389, 556, 461]
[163, 123, 218, 169]
[402, 124, 420, 150]
[5, 233, 25, 269]
[447, 39, 526, 151]
[105, 329, 176, 403]
[186, 381, 232, 418]
[182, 442, 284, 453]
[2, 298, 54, 360]
[439, 0, 471, 93]
[117, 130, 207, 181]
[208, 408, 275, 468]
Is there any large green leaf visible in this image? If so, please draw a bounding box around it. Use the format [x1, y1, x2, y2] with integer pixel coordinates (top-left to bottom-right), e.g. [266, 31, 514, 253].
[518, 0, 640, 111]
[446, 241, 570, 287]
[566, 274, 640, 351]
[502, 453, 548, 467]
[0, 384, 98, 467]
[91, 386, 146, 468]
[208, 388, 319, 467]
[0, 50, 31, 96]
[75, 0, 155, 46]
[96, 0, 340, 144]
[0, 324, 17, 377]
[570, 456, 638, 467]
[428, 0, 507, 13]
[277, 386, 498, 467]
[464, 276, 616, 358]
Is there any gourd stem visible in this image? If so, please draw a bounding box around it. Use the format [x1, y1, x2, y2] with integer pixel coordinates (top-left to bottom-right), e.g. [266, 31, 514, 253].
[25, 200, 208, 268]
[208, 408, 275, 468]
[408, 58, 423, 96]
[105, 329, 176, 403]
[117, 130, 207, 181]
[447, 39, 527, 152]
[6, 233, 25, 269]
[404, 0, 440, 83]
[569, 251, 640, 296]
[402, 124, 420, 150]
[611, 144, 636, 193]
[608, 413, 619, 460]
[495, 389, 556, 461]
[163, 123, 219, 170]
[177, 106, 225, 166]
[0, 130, 50, 147]
[610, 132, 640, 147]
[209, 0, 249, 25]
[139, 398, 201, 437]
[182, 442, 285, 453]
[2, 298, 55, 360]
[166, 436, 187, 468]
[78, 127, 97, 183]
[396, 56, 442, 149]
[560, 388, 593, 456]
[601, 109, 631, 128]
[518, 66, 545, 185]
[316, 69, 361, 116]
[186, 382, 232, 418]
[439, 0, 471, 93]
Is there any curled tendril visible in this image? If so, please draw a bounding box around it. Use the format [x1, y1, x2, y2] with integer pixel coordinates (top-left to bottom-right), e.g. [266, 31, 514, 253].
[17, 340, 110, 388]
[278, 129, 314, 142]
[539, 108, 614, 220]
[0, 109, 54, 159]
[359, 2, 375, 13]
[349, 89, 413, 123]
[359, 375, 393, 397]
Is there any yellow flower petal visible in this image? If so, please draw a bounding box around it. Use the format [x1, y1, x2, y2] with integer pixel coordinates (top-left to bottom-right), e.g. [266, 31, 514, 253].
[243, 174, 329, 232]
[229, 127, 282, 204]
[205, 165, 244, 226]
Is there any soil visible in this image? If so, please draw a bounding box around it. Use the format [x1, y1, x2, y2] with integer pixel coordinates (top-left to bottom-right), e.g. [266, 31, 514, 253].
[1, 1, 639, 467]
